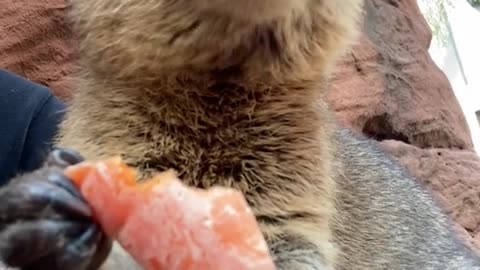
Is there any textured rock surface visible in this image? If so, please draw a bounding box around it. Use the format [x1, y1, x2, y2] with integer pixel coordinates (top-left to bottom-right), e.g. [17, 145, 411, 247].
[1, 0, 479, 252]
[327, 0, 480, 251]
[328, 0, 474, 151]
[0, 0, 77, 100]
[330, 0, 480, 248]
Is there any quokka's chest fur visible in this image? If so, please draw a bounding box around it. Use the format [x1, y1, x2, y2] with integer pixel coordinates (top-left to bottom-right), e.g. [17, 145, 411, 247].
[58, 81, 335, 216]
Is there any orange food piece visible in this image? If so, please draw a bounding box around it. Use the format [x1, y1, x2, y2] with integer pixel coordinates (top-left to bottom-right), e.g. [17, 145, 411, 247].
[64, 157, 276, 270]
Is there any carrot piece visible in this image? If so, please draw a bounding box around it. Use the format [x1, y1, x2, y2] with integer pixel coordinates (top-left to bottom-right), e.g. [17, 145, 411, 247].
[64, 158, 276, 270]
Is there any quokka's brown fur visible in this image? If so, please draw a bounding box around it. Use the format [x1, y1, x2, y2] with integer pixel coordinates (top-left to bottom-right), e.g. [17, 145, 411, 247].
[56, 0, 480, 269]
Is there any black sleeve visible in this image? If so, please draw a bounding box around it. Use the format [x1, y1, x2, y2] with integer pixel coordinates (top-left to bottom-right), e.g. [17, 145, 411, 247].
[0, 69, 66, 186]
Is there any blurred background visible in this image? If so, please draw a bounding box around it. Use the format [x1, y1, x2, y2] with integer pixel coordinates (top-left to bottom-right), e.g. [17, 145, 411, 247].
[419, 0, 480, 152]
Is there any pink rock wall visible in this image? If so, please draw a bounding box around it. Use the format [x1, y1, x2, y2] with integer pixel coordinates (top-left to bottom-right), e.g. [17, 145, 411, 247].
[0, 0, 77, 100]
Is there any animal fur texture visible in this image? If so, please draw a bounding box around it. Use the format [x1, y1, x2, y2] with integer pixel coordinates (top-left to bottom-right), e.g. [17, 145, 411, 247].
[55, 0, 480, 269]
